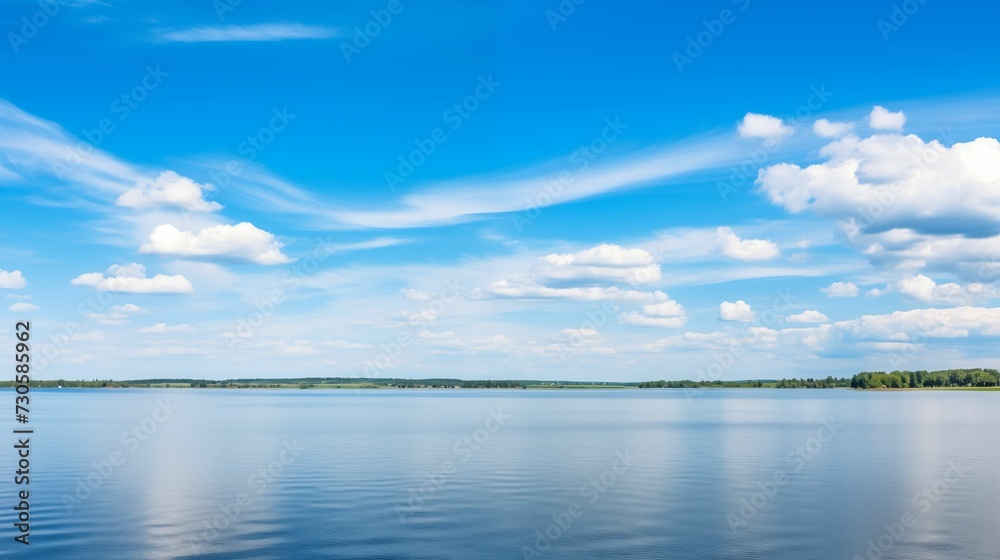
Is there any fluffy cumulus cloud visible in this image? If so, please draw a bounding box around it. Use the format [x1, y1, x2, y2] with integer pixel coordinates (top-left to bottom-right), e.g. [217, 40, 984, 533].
[116, 171, 222, 212]
[656, 306, 1000, 361]
[813, 119, 854, 138]
[71, 263, 193, 294]
[487, 282, 669, 303]
[786, 310, 829, 323]
[139, 222, 291, 265]
[620, 298, 687, 328]
[896, 274, 997, 305]
[534, 244, 660, 285]
[719, 300, 756, 322]
[756, 130, 1000, 220]
[620, 313, 685, 328]
[821, 281, 859, 297]
[8, 302, 38, 312]
[738, 113, 794, 139]
[0, 270, 26, 289]
[484, 244, 667, 302]
[756, 123, 1000, 275]
[716, 227, 780, 261]
[785, 306, 1000, 352]
[869, 105, 906, 131]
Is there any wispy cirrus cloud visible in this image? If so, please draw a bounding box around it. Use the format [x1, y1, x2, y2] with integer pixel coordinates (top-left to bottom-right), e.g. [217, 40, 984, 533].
[154, 23, 337, 43]
[215, 136, 743, 230]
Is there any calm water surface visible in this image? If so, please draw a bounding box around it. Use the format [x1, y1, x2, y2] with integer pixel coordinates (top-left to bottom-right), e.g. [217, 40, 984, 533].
[2, 388, 998, 559]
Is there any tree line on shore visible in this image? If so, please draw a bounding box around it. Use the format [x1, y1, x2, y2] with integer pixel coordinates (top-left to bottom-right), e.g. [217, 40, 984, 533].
[637, 377, 851, 388]
[850, 368, 999, 389]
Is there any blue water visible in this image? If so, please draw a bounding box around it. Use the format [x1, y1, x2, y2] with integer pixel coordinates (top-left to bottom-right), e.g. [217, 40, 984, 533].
[2, 388, 998, 559]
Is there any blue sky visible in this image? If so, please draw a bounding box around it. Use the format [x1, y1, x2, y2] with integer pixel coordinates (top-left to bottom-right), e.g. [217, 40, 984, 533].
[2, 0, 999, 381]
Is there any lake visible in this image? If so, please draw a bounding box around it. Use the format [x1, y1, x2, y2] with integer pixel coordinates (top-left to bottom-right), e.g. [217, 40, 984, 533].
[2, 388, 998, 559]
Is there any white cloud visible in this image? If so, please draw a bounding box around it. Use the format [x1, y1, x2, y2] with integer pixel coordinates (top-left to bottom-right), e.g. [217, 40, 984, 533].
[641, 331, 735, 352]
[0, 270, 26, 289]
[5, 294, 31, 300]
[618, 297, 687, 327]
[486, 282, 669, 303]
[720, 300, 756, 322]
[620, 312, 685, 328]
[0, 98, 143, 197]
[557, 328, 601, 341]
[869, 105, 906, 130]
[8, 302, 38, 312]
[71, 263, 193, 294]
[813, 119, 854, 138]
[113, 304, 147, 314]
[716, 227, 780, 261]
[535, 244, 660, 285]
[402, 289, 432, 301]
[483, 244, 668, 303]
[642, 300, 686, 317]
[416, 330, 456, 340]
[116, 171, 221, 212]
[756, 129, 1000, 276]
[896, 274, 997, 305]
[821, 281, 859, 297]
[790, 306, 1000, 348]
[786, 310, 829, 323]
[641, 306, 1000, 359]
[222, 135, 736, 229]
[738, 113, 794, 139]
[84, 303, 147, 325]
[139, 222, 291, 265]
[137, 323, 194, 334]
[155, 23, 337, 43]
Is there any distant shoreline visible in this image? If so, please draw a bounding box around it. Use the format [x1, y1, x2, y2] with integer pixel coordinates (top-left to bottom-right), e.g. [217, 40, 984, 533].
[6, 374, 997, 391]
